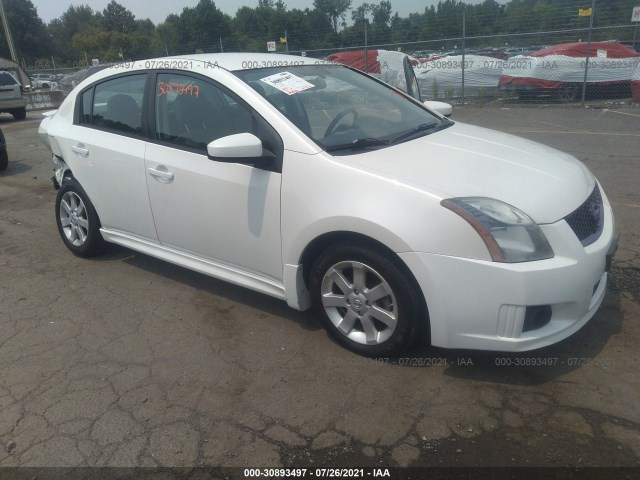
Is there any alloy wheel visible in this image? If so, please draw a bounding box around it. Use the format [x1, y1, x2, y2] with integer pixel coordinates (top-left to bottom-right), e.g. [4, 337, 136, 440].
[320, 260, 398, 345]
[59, 191, 90, 247]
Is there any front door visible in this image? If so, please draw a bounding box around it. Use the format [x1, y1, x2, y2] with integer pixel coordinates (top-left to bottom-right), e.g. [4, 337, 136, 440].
[144, 72, 283, 281]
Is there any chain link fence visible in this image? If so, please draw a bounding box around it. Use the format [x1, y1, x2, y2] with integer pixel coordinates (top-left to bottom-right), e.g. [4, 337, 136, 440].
[286, 24, 640, 105]
[28, 23, 640, 107]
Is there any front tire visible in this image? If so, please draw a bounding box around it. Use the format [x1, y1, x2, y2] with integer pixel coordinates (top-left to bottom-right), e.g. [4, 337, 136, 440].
[310, 244, 425, 357]
[55, 178, 104, 257]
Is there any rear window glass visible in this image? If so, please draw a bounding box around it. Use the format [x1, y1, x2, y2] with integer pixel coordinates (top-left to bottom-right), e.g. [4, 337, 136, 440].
[0, 72, 17, 86]
[89, 74, 146, 134]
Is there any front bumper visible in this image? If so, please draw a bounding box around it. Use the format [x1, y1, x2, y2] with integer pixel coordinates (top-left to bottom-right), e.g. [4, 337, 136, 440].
[399, 202, 617, 352]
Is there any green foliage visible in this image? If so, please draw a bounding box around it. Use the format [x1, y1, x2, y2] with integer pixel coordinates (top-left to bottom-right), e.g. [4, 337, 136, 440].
[175, 0, 231, 53]
[314, 0, 353, 32]
[477, 86, 486, 103]
[5, 0, 637, 68]
[349, 1, 392, 44]
[101, 0, 136, 33]
[0, 0, 51, 63]
[444, 86, 454, 100]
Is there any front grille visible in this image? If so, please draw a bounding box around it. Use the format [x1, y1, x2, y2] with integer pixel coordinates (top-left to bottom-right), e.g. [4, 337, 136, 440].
[564, 184, 603, 247]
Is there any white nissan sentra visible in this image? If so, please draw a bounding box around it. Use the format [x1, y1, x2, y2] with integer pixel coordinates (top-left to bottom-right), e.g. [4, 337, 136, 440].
[39, 53, 617, 357]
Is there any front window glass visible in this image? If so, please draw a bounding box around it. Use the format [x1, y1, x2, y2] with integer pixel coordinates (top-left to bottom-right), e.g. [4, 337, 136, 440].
[154, 73, 252, 150]
[235, 64, 449, 154]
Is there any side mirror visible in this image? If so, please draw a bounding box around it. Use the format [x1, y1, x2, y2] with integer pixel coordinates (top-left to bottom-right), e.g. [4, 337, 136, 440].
[423, 100, 453, 118]
[207, 133, 274, 168]
[207, 133, 262, 159]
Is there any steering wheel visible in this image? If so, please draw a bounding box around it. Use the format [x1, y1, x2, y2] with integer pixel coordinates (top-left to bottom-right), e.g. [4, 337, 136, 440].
[324, 109, 358, 137]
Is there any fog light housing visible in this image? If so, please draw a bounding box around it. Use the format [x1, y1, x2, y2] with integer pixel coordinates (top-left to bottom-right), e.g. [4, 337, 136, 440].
[522, 305, 552, 332]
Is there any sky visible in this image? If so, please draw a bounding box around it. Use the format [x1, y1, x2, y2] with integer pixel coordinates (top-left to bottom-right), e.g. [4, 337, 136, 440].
[31, 0, 492, 25]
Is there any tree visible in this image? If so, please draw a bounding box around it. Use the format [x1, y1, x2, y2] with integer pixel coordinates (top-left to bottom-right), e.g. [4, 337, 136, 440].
[48, 5, 103, 63]
[25, 0, 640, 68]
[101, 0, 136, 33]
[156, 14, 181, 55]
[371, 1, 392, 29]
[313, 0, 352, 32]
[350, 1, 392, 44]
[0, 0, 51, 63]
[177, 0, 231, 52]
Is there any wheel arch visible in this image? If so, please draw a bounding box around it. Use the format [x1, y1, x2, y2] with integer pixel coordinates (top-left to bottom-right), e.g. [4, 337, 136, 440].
[55, 166, 104, 229]
[298, 230, 430, 330]
[55, 176, 106, 256]
[52, 155, 74, 189]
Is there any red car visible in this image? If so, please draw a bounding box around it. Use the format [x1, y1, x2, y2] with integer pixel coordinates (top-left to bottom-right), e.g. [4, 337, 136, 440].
[499, 42, 640, 101]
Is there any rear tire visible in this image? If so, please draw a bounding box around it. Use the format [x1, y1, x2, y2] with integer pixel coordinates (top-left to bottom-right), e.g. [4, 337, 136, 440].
[55, 178, 105, 257]
[12, 108, 26, 120]
[310, 243, 425, 357]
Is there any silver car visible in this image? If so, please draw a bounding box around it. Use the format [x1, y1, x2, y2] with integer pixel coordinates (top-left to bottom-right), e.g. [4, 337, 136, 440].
[0, 71, 27, 120]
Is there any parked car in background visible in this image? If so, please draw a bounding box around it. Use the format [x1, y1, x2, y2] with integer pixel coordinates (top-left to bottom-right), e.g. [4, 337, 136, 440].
[0, 70, 27, 120]
[30, 73, 59, 90]
[39, 53, 617, 357]
[414, 54, 504, 99]
[326, 49, 487, 102]
[56, 70, 88, 97]
[499, 42, 640, 101]
[326, 49, 416, 89]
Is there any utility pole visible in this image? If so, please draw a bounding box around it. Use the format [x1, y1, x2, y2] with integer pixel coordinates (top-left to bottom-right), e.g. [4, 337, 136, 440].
[0, 0, 18, 61]
[461, 9, 466, 107]
[364, 19, 368, 73]
[581, 0, 596, 104]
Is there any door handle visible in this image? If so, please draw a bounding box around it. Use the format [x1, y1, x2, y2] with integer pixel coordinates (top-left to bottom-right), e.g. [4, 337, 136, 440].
[147, 167, 174, 181]
[71, 144, 89, 157]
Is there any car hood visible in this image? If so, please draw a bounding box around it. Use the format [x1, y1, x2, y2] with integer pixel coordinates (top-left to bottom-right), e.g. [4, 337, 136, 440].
[342, 122, 595, 224]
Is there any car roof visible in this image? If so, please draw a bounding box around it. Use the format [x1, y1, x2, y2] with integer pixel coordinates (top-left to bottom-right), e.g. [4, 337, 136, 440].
[70, 53, 335, 98]
[162, 53, 323, 71]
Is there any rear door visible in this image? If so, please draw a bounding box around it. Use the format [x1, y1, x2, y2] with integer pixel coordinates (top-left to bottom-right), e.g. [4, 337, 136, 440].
[62, 73, 159, 242]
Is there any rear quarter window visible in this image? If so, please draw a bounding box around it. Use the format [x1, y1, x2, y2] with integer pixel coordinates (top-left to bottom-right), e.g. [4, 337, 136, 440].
[0, 72, 17, 86]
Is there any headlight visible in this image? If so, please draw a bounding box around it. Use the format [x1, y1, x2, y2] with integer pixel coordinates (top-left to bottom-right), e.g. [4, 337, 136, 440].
[441, 197, 554, 263]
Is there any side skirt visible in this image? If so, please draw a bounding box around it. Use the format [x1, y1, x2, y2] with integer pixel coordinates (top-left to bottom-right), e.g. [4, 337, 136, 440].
[100, 229, 287, 301]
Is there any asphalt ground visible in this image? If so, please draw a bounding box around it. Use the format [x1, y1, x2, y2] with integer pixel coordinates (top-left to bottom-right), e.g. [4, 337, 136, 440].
[0, 104, 639, 477]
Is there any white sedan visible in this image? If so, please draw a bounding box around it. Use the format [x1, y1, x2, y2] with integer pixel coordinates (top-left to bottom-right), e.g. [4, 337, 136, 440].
[39, 53, 617, 357]
[30, 73, 59, 90]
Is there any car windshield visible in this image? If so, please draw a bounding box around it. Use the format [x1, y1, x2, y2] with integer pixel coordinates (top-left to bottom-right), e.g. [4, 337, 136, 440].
[234, 64, 449, 154]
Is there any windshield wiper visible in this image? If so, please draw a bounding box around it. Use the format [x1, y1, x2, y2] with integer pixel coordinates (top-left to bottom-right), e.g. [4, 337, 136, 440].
[325, 137, 390, 152]
[391, 120, 452, 145]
